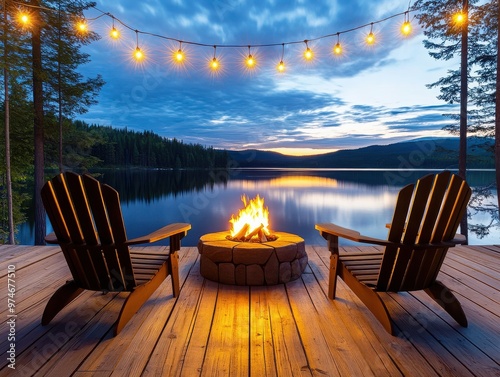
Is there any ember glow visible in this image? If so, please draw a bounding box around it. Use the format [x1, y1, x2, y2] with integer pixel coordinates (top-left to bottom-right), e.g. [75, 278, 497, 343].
[229, 194, 275, 242]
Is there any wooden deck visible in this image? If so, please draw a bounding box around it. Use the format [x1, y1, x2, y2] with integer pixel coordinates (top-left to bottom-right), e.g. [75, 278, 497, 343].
[0, 243, 499, 376]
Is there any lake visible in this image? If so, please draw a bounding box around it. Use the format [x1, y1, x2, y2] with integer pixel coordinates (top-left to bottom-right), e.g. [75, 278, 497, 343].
[17, 169, 499, 246]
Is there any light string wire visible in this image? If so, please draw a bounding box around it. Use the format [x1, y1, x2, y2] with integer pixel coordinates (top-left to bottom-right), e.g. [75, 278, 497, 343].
[92, 5, 418, 49]
[9, 0, 418, 51]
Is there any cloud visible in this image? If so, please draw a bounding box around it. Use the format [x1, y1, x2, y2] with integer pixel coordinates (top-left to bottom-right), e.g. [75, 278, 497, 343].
[79, 1, 457, 155]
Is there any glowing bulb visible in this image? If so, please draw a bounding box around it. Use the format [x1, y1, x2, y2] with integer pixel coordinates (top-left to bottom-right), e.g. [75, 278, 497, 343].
[454, 12, 467, 25]
[20, 14, 29, 25]
[401, 21, 412, 36]
[175, 49, 184, 63]
[211, 57, 219, 70]
[277, 60, 285, 72]
[110, 27, 120, 39]
[333, 42, 342, 55]
[246, 54, 255, 68]
[134, 47, 144, 61]
[366, 31, 375, 45]
[304, 47, 313, 61]
[76, 20, 88, 33]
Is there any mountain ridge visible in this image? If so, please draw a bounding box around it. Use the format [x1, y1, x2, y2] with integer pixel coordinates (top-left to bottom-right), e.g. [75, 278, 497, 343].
[227, 138, 494, 169]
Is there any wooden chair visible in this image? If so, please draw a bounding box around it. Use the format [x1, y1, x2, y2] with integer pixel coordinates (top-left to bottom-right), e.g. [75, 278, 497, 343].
[315, 171, 471, 335]
[41, 171, 191, 336]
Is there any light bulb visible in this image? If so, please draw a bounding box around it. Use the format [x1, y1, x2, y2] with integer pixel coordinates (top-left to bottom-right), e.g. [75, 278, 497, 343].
[454, 12, 467, 25]
[246, 54, 255, 68]
[277, 60, 285, 72]
[304, 47, 313, 61]
[333, 42, 342, 55]
[19, 14, 29, 25]
[77, 21, 88, 33]
[175, 49, 184, 62]
[401, 21, 412, 36]
[211, 57, 219, 70]
[134, 47, 144, 61]
[366, 31, 375, 45]
[110, 27, 120, 39]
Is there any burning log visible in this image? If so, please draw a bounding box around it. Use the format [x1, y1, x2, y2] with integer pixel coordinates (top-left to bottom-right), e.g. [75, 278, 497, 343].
[232, 223, 249, 241]
[258, 229, 267, 243]
[244, 224, 264, 241]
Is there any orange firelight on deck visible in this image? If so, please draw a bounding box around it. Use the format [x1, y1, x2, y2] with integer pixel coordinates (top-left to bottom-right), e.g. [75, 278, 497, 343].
[229, 195, 273, 242]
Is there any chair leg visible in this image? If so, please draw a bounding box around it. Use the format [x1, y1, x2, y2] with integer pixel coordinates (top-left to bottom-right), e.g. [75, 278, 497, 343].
[341, 266, 394, 335]
[42, 280, 84, 325]
[328, 253, 339, 299]
[424, 280, 468, 327]
[114, 262, 169, 336]
[169, 250, 180, 297]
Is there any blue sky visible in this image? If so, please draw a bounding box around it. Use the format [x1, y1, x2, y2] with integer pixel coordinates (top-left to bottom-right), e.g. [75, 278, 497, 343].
[80, 0, 458, 156]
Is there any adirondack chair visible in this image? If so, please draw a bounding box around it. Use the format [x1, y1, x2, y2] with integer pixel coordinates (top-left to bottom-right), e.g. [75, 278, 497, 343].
[315, 171, 471, 335]
[41, 172, 191, 336]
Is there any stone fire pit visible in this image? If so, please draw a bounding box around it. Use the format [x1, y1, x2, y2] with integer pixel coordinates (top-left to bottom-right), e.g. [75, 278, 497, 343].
[197, 231, 308, 285]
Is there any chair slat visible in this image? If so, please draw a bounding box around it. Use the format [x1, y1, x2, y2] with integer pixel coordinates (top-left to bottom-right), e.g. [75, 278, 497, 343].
[41, 182, 83, 286]
[82, 175, 126, 291]
[49, 175, 101, 290]
[377, 183, 414, 291]
[101, 182, 136, 290]
[402, 174, 435, 243]
[65, 172, 112, 290]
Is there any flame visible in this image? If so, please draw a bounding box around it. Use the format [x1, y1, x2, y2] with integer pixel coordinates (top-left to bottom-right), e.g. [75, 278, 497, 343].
[229, 194, 270, 240]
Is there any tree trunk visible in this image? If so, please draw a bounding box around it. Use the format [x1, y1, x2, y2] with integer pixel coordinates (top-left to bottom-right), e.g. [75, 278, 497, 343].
[496, 0, 500, 212]
[459, 0, 469, 239]
[32, 1, 46, 245]
[3, 2, 15, 244]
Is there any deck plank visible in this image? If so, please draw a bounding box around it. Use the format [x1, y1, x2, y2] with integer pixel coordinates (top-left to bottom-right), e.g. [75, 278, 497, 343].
[0, 244, 499, 377]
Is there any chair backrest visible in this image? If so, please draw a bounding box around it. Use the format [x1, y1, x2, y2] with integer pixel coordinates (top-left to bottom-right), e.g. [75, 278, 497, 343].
[377, 171, 471, 292]
[42, 172, 136, 292]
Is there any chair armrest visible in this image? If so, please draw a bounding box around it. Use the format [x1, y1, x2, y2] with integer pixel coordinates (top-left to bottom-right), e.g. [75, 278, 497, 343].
[315, 223, 391, 247]
[450, 233, 467, 245]
[45, 232, 59, 244]
[315, 223, 461, 250]
[125, 223, 191, 245]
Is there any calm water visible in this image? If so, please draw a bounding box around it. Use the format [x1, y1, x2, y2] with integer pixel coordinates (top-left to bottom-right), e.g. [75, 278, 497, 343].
[18, 169, 499, 246]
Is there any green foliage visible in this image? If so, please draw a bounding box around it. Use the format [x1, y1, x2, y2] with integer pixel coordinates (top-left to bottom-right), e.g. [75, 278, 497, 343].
[88, 123, 229, 169]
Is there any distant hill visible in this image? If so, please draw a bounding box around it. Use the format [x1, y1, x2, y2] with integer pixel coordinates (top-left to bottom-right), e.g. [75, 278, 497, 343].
[227, 138, 494, 169]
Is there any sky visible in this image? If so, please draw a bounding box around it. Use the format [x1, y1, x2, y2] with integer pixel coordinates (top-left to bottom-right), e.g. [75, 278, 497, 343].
[79, 0, 459, 156]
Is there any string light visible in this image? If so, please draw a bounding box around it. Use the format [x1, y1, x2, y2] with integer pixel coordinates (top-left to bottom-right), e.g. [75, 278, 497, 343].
[401, 12, 412, 36]
[110, 18, 120, 39]
[366, 23, 375, 45]
[245, 46, 256, 69]
[174, 42, 185, 63]
[277, 43, 286, 73]
[10, 1, 425, 75]
[210, 46, 220, 72]
[133, 30, 144, 61]
[453, 10, 467, 26]
[333, 33, 342, 55]
[303, 40, 313, 61]
[18, 11, 30, 26]
[76, 19, 88, 34]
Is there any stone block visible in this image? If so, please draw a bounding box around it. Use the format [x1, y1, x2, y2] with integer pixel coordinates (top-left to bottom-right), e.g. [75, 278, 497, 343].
[219, 263, 236, 285]
[235, 264, 246, 286]
[233, 243, 273, 265]
[264, 253, 279, 285]
[279, 262, 292, 283]
[246, 264, 265, 286]
[200, 255, 218, 282]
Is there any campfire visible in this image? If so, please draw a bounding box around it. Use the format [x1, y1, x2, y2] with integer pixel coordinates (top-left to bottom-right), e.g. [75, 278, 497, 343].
[227, 194, 278, 243]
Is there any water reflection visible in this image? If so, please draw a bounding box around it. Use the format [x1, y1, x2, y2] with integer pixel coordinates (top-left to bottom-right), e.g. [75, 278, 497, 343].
[17, 169, 499, 246]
